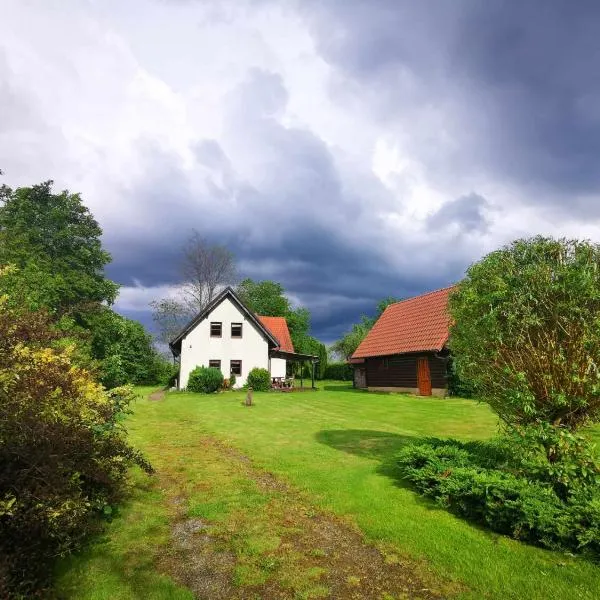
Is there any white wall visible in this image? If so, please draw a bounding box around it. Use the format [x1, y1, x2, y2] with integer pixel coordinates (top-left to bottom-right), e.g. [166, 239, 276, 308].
[179, 296, 271, 388]
[270, 357, 287, 378]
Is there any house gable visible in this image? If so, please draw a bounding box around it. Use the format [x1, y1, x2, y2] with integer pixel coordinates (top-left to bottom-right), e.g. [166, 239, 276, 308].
[170, 286, 278, 356]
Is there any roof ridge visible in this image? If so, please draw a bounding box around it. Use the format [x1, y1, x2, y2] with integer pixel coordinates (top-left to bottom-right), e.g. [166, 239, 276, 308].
[384, 284, 457, 310]
[256, 314, 288, 320]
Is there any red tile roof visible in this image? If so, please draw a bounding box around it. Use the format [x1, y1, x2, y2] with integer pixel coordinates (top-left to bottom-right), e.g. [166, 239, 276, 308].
[352, 286, 455, 359]
[257, 316, 295, 353]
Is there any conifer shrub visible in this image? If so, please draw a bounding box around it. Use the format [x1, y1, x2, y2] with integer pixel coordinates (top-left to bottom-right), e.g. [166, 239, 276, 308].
[398, 439, 600, 558]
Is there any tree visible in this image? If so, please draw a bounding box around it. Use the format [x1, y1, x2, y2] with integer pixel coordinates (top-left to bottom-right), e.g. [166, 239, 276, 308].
[180, 230, 237, 310]
[81, 307, 168, 389]
[236, 278, 326, 372]
[0, 180, 167, 388]
[332, 296, 400, 360]
[151, 231, 236, 343]
[237, 278, 310, 346]
[0, 181, 118, 313]
[150, 297, 192, 346]
[450, 237, 600, 431]
[449, 237, 600, 475]
[237, 278, 291, 317]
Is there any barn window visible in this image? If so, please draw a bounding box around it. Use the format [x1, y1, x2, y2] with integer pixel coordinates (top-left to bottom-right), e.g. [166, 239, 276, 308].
[209, 359, 221, 370]
[230, 360, 242, 376]
[383, 358, 390, 369]
[210, 322, 222, 337]
[231, 322, 243, 338]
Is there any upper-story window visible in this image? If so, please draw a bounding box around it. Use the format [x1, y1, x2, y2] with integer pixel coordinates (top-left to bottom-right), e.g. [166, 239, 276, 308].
[210, 322, 222, 337]
[231, 322, 243, 338]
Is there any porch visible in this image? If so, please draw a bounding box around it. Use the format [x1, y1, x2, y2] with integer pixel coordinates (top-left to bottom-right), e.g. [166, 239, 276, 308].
[269, 349, 319, 390]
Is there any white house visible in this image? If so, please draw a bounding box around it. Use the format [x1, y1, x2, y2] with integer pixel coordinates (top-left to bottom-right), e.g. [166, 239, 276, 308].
[169, 287, 308, 389]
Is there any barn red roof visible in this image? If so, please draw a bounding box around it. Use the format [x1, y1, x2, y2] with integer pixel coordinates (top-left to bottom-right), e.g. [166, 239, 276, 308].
[257, 316, 295, 353]
[352, 286, 455, 359]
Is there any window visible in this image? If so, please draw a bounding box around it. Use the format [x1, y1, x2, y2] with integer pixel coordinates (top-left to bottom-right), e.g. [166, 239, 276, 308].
[230, 360, 242, 376]
[208, 359, 221, 370]
[383, 358, 390, 369]
[231, 322, 243, 338]
[210, 322, 222, 337]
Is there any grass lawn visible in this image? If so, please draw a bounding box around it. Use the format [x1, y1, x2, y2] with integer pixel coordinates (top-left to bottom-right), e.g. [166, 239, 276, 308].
[57, 383, 600, 599]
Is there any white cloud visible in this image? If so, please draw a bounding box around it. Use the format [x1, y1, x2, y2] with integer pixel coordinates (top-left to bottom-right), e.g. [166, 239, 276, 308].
[3, 0, 600, 339]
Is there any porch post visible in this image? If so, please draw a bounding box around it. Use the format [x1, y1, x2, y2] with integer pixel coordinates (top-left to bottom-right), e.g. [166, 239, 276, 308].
[311, 360, 315, 389]
[300, 361, 304, 389]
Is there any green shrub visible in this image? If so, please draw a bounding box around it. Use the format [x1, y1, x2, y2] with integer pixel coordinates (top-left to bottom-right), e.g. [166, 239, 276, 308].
[247, 367, 271, 391]
[229, 372, 237, 389]
[187, 366, 224, 393]
[324, 362, 353, 381]
[397, 439, 600, 558]
[449, 236, 600, 431]
[0, 292, 152, 597]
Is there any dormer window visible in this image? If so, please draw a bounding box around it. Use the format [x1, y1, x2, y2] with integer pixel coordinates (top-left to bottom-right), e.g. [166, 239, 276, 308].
[210, 322, 222, 337]
[231, 322, 243, 338]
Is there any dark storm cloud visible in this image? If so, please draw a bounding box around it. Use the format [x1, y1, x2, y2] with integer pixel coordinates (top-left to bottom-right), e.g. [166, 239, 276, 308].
[13, 1, 593, 344]
[427, 193, 490, 234]
[301, 0, 600, 199]
[105, 68, 460, 341]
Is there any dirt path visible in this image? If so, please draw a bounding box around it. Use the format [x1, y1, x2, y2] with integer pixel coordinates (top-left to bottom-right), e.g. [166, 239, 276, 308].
[156, 436, 450, 600]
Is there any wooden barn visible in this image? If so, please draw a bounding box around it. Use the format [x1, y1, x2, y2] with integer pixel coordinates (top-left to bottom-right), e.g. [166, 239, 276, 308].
[350, 286, 455, 397]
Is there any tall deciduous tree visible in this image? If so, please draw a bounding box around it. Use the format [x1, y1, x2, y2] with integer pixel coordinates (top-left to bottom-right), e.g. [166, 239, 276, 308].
[151, 231, 236, 343]
[180, 229, 237, 310]
[0, 180, 167, 388]
[236, 278, 327, 374]
[0, 181, 118, 312]
[236, 278, 312, 349]
[236, 278, 291, 317]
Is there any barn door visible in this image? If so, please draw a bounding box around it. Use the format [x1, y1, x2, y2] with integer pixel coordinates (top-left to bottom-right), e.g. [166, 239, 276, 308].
[355, 368, 366, 389]
[417, 357, 432, 396]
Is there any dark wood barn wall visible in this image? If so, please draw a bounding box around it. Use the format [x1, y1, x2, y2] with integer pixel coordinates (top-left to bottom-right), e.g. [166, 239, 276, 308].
[366, 353, 448, 388]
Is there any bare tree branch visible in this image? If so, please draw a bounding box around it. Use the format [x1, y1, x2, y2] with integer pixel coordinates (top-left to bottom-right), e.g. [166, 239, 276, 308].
[150, 231, 237, 344]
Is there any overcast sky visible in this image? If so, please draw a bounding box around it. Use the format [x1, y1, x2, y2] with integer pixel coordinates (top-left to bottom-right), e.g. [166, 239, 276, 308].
[2, 0, 600, 342]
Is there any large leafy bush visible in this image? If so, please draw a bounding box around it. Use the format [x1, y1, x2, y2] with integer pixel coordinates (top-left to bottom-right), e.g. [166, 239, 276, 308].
[450, 237, 600, 432]
[247, 367, 271, 391]
[0, 291, 152, 597]
[398, 439, 600, 558]
[187, 366, 224, 393]
[449, 236, 600, 479]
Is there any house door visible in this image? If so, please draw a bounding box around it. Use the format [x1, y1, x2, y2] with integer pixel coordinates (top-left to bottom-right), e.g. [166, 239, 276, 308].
[417, 357, 432, 396]
[355, 368, 366, 389]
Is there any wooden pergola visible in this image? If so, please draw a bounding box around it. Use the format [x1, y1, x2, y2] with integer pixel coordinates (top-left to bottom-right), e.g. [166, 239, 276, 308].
[270, 349, 319, 390]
